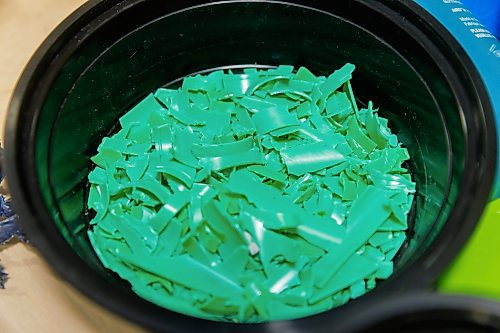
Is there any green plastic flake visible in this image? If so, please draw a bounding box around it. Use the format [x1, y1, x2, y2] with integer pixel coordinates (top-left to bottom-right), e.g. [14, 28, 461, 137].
[281, 142, 345, 176]
[310, 254, 378, 303]
[87, 64, 415, 323]
[252, 104, 300, 134]
[350, 280, 367, 299]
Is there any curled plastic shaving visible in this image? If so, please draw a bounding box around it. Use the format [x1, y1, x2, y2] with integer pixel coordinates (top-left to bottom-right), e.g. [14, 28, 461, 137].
[88, 64, 416, 322]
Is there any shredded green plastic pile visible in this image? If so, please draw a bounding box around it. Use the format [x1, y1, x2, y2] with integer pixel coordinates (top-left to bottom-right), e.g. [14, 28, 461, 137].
[87, 64, 416, 322]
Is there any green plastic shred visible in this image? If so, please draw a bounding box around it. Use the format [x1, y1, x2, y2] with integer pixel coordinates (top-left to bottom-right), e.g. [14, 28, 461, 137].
[87, 64, 415, 322]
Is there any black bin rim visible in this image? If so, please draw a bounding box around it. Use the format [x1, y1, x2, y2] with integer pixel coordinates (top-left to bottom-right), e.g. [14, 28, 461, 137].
[4, 0, 497, 332]
[345, 293, 500, 333]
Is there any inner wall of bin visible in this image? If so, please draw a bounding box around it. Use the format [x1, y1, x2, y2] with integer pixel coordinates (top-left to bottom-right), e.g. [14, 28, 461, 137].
[36, 2, 458, 282]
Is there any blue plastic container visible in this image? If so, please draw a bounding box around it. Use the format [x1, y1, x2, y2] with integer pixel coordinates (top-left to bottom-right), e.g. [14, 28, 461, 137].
[415, 0, 500, 198]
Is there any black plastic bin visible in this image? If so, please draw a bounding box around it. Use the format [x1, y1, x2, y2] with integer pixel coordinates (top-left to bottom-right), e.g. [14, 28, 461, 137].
[352, 293, 500, 333]
[5, 1, 497, 332]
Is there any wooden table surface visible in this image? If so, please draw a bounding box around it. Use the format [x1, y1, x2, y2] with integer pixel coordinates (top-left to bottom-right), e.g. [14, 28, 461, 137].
[0, 1, 144, 332]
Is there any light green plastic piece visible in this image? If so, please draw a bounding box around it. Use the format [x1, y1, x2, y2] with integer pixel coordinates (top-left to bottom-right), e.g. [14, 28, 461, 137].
[312, 186, 392, 289]
[87, 64, 415, 323]
[281, 142, 346, 176]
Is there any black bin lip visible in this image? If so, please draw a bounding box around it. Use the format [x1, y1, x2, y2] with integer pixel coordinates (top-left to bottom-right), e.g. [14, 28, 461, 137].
[3, 0, 497, 332]
[341, 293, 500, 332]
